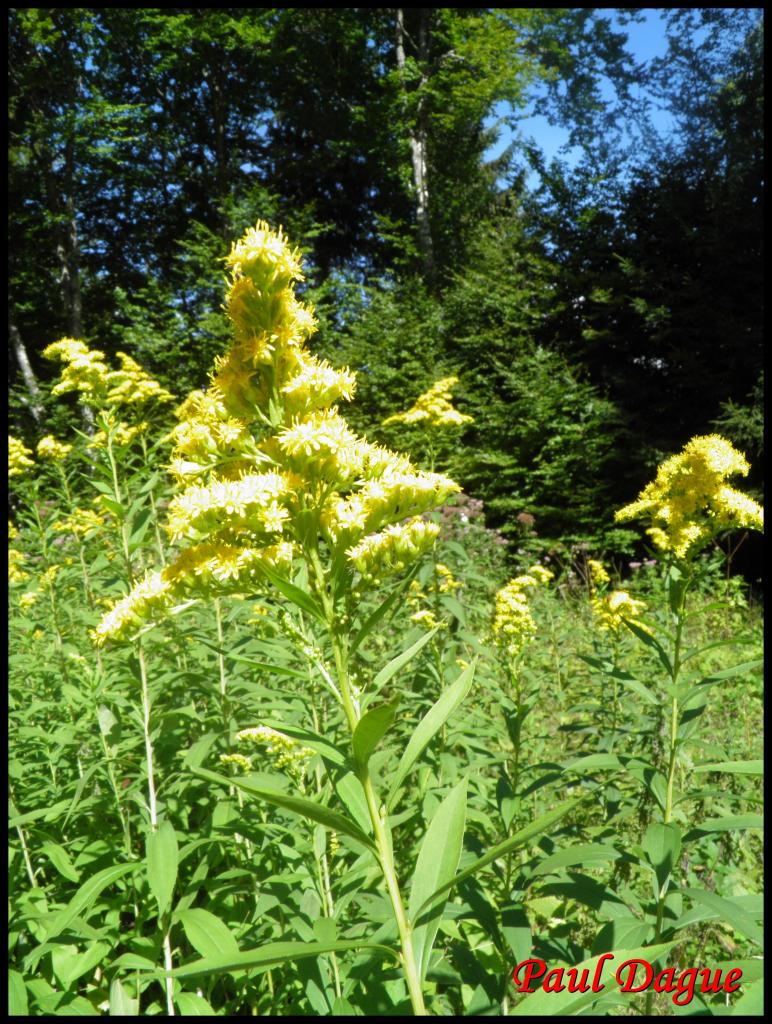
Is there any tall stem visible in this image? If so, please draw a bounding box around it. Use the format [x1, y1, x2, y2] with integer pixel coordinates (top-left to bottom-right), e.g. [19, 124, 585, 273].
[308, 547, 427, 1015]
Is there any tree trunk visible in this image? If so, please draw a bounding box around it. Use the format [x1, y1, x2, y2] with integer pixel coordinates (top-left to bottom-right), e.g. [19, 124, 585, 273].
[10, 320, 44, 424]
[396, 8, 435, 283]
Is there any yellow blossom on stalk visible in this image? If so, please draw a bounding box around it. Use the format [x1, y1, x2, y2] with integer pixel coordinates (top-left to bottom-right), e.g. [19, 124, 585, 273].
[592, 589, 649, 634]
[96, 221, 459, 643]
[9, 520, 19, 541]
[44, 338, 174, 412]
[615, 434, 764, 560]
[9, 436, 34, 478]
[53, 507, 105, 539]
[492, 565, 551, 660]
[236, 725, 313, 779]
[411, 608, 442, 629]
[436, 563, 461, 592]
[9, 550, 29, 583]
[219, 753, 253, 773]
[36, 435, 73, 461]
[383, 376, 473, 429]
[19, 592, 38, 610]
[587, 559, 610, 587]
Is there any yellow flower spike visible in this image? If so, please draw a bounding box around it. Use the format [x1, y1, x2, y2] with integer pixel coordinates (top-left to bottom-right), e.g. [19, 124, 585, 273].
[36, 435, 72, 461]
[592, 589, 650, 635]
[9, 436, 35, 478]
[616, 434, 763, 560]
[587, 559, 610, 589]
[96, 221, 459, 643]
[383, 376, 473, 429]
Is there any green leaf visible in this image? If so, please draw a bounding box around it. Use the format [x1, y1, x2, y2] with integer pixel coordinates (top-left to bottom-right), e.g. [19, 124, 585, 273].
[685, 814, 763, 839]
[177, 908, 240, 960]
[387, 660, 476, 810]
[192, 766, 376, 851]
[175, 992, 217, 1015]
[371, 627, 440, 697]
[146, 820, 179, 918]
[531, 843, 624, 877]
[39, 841, 81, 883]
[127, 508, 153, 553]
[641, 823, 681, 893]
[351, 567, 419, 652]
[413, 797, 579, 922]
[564, 754, 623, 772]
[27, 862, 139, 970]
[8, 970, 27, 1016]
[724, 977, 763, 1016]
[683, 889, 763, 946]
[166, 940, 397, 978]
[590, 917, 651, 955]
[108, 978, 139, 1016]
[409, 778, 467, 983]
[258, 563, 326, 623]
[622, 619, 673, 674]
[352, 695, 400, 768]
[692, 760, 763, 775]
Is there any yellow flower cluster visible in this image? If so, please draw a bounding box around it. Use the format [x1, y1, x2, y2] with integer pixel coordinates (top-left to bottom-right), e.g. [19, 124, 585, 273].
[36, 435, 72, 461]
[586, 558, 650, 635]
[615, 434, 764, 560]
[96, 221, 458, 642]
[382, 376, 473, 429]
[492, 565, 553, 660]
[235, 725, 313, 779]
[592, 588, 648, 634]
[43, 338, 174, 410]
[53, 507, 106, 539]
[407, 563, 461, 630]
[93, 541, 293, 644]
[9, 436, 34, 478]
[9, 549, 29, 583]
[587, 559, 610, 587]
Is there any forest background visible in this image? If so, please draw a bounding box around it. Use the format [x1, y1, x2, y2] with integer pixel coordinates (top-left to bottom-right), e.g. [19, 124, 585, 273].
[9, 6, 764, 573]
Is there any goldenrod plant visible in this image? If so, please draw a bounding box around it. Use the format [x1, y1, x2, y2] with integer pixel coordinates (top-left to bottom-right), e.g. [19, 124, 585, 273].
[8, 226, 763, 1016]
[89, 222, 582, 1014]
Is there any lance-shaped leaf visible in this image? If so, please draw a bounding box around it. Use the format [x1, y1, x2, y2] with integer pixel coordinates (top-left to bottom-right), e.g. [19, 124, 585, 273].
[147, 819, 179, 917]
[192, 766, 376, 852]
[352, 695, 400, 768]
[258, 563, 327, 623]
[165, 939, 398, 978]
[387, 660, 476, 811]
[409, 778, 467, 983]
[412, 796, 580, 923]
[370, 627, 440, 698]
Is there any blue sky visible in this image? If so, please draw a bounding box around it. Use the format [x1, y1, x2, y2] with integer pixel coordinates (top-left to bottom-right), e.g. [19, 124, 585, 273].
[483, 9, 684, 186]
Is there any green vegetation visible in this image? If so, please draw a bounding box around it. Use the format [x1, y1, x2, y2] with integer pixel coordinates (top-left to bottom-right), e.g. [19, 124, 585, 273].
[8, 8, 763, 1017]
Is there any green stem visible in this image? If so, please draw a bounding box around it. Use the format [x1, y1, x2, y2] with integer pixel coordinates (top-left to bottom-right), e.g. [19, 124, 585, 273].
[645, 570, 689, 1015]
[308, 546, 427, 1015]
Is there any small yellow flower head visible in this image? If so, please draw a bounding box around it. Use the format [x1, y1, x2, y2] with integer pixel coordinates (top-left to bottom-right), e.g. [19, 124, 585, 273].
[9, 549, 29, 583]
[18, 591, 38, 610]
[615, 434, 764, 560]
[587, 559, 610, 588]
[39, 565, 60, 590]
[219, 753, 253, 773]
[383, 376, 473, 429]
[9, 436, 34, 478]
[236, 725, 313, 779]
[9, 520, 19, 541]
[347, 518, 440, 584]
[224, 221, 304, 290]
[53, 507, 105, 539]
[36, 435, 73, 462]
[411, 608, 442, 630]
[527, 564, 554, 585]
[492, 564, 551, 660]
[493, 580, 537, 659]
[592, 589, 649, 634]
[105, 353, 175, 407]
[436, 563, 461, 593]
